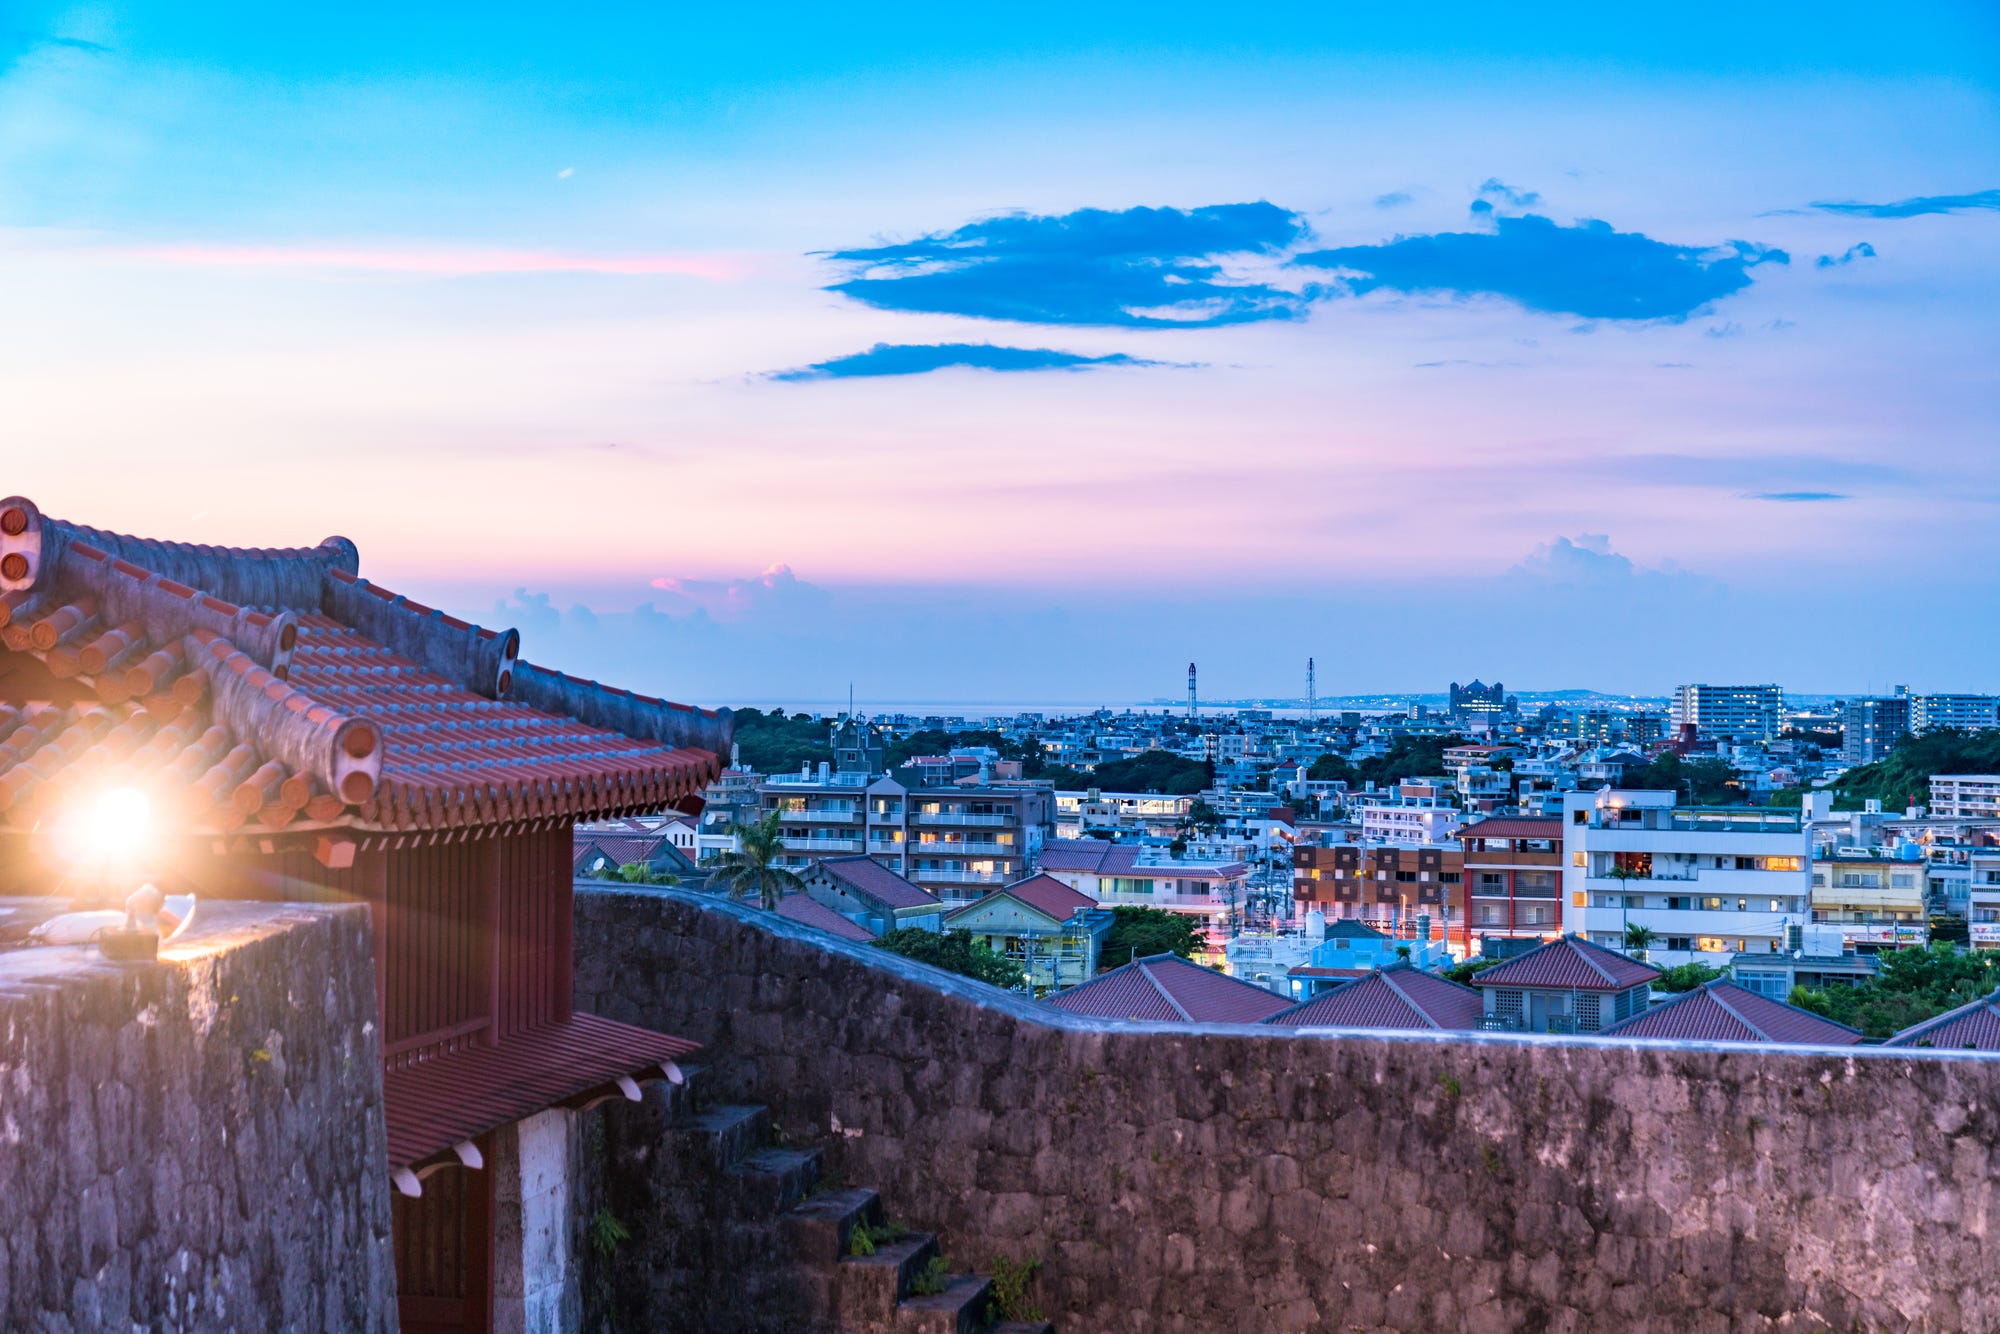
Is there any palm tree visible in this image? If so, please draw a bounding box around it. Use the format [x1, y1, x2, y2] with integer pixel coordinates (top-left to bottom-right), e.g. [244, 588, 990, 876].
[1624, 923, 1656, 958]
[709, 811, 804, 910]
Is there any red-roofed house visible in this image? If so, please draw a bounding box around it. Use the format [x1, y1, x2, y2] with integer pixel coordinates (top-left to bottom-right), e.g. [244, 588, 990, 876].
[1471, 935, 1660, 1033]
[799, 854, 944, 935]
[1044, 953, 1294, 1024]
[774, 892, 878, 943]
[1599, 980, 1862, 1046]
[1886, 988, 2000, 1050]
[0, 497, 728, 1331]
[1267, 966, 1484, 1031]
[944, 874, 1109, 993]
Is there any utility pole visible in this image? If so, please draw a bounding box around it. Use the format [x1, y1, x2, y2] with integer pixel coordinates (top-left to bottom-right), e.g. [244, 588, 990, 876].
[1308, 657, 1316, 727]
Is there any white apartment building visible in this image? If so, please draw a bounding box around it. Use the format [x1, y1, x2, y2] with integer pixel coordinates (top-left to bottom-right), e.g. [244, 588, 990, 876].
[1930, 775, 2000, 820]
[1970, 851, 2000, 951]
[1912, 694, 2000, 734]
[1562, 790, 1810, 968]
[1358, 781, 1464, 845]
[1670, 684, 1784, 741]
[1052, 789, 1192, 840]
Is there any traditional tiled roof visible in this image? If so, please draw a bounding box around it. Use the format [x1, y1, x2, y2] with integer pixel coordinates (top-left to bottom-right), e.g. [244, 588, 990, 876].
[1471, 935, 1660, 991]
[1038, 839, 1118, 871]
[1268, 967, 1483, 1031]
[1599, 980, 1862, 1046]
[1885, 988, 2000, 1050]
[813, 855, 940, 911]
[947, 873, 1096, 927]
[1323, 919, 1387, 940]
[1459, 816, 1564, 841]
[0, 497, 727, 837]
[1045, 953, 1292, 1024]
[1037, 839, 1246, 881]
[1285, 965, 1372, 981]
[775, 893, 876, 942]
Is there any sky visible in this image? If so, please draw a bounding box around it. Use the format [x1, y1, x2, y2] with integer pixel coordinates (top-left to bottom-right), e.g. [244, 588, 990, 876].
[4, 3, 1999, 706]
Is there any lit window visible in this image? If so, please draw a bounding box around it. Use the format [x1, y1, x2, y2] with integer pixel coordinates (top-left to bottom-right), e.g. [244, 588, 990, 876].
[1765, 857, 1801, 872]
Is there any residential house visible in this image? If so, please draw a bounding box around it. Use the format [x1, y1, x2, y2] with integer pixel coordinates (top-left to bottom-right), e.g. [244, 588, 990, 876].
[944, 874, 1109, 994]
[1356, 781, 1463, 845]
[1470, 935, 1659, 1033]
[1458, 815, 1565, 954]
[1037, 838, 1247, 960]
[798, 855, 944, 935]
[1283, 919, 1449, 998]
[1885, 989, 2000, 1050]
[1043, 953, 1294, 1024]
[1810, 847, 1930, 951]
[1598, 979, 1862, 1046]
[774, 892, 878, 942]
[1266, 966, 1483, 1031]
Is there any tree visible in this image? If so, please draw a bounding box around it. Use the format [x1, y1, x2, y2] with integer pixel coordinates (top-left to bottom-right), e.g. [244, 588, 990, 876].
[1623, 923, 1655, 953]
[707, 811, 804, 911]
[1828, 728, 2000, 812]
[1099, 906, 1206, 969]
[1653, 962, 1725, 993]
[1443, 956, 1505, 985]
[1307, 752, 1357, 784]
[1624, 751, 1742, 805]
[1791, 942, 2000, 1039]
[731, 707, 835, 775]
[1183, 799, 1223, 835]
[589, 862, 680, 886]
[872, 928, 1026, 990]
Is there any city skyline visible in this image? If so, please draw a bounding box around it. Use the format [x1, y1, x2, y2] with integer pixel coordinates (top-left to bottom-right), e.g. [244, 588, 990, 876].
[7, 2, 1999, 702]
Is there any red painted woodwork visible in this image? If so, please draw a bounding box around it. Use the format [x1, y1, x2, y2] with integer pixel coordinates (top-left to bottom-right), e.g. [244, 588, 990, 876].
[393, 1157, 493, 1334]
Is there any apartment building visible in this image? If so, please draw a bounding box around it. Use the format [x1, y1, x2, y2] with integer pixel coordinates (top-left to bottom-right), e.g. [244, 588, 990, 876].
[1841, 693, 1911, 765]
[1561, 790, 1811, 968]
[1931, 774, 2000, 820]
[1052, 789, 1192, 839]
[1560, 709, 1665, 749]
[1291, 842, 1465, 944]
[1809, 848, 1930, 950]
[1458, 816, 1565, 953]
[1037, 838, 1249, 960]
[760, 764, 1053, 906]
[1969, 850, 2000, 951]
[1912, 693, 2000, 734]
[1356, 781, 1464, 844]
[1671, 683, 1784, 742]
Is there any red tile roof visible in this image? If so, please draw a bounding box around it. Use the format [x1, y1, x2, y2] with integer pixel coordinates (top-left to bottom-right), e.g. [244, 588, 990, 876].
[1038, 839, 1118, 871]
[775, 893, 877, 942]
[1886, 988, 2000, 1050]
[1471, 935, 1660, 991]
[0, 497, 726, 836]
[1459, 817, 1564, 840]
[813, 855, 940, 911]
[1268, 968, 1484, 1031]
[1599, 980, 1862, 1045]
[382, 1013, 698, 1171]
[1037, 839, 1246, 880]
[1285, 965, 1373, 981]
[946, 873, 1096, 926]
[1045, 953, 1292, 1024]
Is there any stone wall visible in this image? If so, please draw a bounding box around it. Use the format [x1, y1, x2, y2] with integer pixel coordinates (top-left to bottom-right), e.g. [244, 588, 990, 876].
[577, 884, 2000, 1333]
[0, 900, 395, 1331]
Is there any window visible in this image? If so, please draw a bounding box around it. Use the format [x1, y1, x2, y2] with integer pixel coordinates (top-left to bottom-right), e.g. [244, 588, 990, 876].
[1892, 874, 1916, 889]
[1735, 857, 1757, 871]
[1736, 970, 1787, 1000]
[1493, 990, 1524, 1020]
[1480, 872, 1506, 887]
[1667, 936, 1693, 952]
[1576, 995, 1603, 1032]
[1440, 872, 1462, 884]
[1766, 857, 1801, 872]
[1396, 870, 1418, 883]
[1700, 897, 1724, 911]
[1572, 851, 1586, 867]
[1696, 936, 1729, 954]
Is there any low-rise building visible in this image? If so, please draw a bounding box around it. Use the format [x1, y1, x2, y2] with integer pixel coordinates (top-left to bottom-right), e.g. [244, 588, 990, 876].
[1458, 816, 1564, 954]
[1038, 838, 1247, 959]
[1470, 935, 1660, 1033]
[1598, 979, 1862, 1046]
[774, 892, 878, 942]
[944, 874, 1109, 994]
[1265, 967, 1482, 1031]
[1356, 781, 1463, 844]
[1970, 850, 2000, 951]
[1561, 790, 1810, 968]
[1043, 953, 1294, 1024]
[1291, 841, 1465, 944]
[1809, 847, 1930, 951]
[798, 855, 944, 935]
[1884, 988, 2000, 1050]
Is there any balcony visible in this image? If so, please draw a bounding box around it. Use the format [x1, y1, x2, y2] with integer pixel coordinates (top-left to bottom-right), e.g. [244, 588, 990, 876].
[910, 869, 1009, 885]
[913, 812, 1013, 827]
[1098, 890, 1231, 911]
[771, 808, 863, 823]
[780, 836, 863, 853]
[912, 839, 1017, 855]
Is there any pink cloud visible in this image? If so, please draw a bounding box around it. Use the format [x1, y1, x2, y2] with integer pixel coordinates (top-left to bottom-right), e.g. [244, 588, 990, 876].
[106, 242, 743, 280]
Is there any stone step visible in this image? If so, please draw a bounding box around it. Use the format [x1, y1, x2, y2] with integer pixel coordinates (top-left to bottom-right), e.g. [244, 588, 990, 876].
[990, 1322, 1055, 1334]
[895, 1274, 992, 1334]
[835, 1231, 939, 1319]
[676, 1103, 768, 1171]
[727, 1145, 823, 1215]
[780, 1186, 883, 1264]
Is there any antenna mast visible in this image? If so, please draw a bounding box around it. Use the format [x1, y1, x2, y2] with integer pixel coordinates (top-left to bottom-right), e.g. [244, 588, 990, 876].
[1308, 656, 1316, 726]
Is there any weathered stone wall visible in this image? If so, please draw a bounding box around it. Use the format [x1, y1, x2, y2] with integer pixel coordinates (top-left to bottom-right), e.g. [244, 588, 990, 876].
[0, 901, 396, 1331]
[577, 884, 2000, 1333]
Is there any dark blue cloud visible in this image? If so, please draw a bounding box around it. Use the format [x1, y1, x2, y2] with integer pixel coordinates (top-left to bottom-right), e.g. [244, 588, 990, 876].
[823, 203, 1310, 328]
[1811, 189, 2000, 218]
[1815, 241, 1877, 268]
[1293, 214, 1788, 321]
[1746, 491, 1850, 502]
[770, 342, 1170, 381]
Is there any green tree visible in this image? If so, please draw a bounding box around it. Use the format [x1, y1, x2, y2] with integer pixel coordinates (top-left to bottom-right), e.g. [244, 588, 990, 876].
[1099, 906, 1207, 969]
[731, 707, 835, 775]
[1653, 962, 1725, 993]
[588, 861, 680, 886]
[1443, 956, 1504, 985]
[1354, 734, 1468, 789]
[1307, 752, 1357, 784]
[872, 928, 1026, 990]
[1830, 729, 2000, 812]
[1623, 923, 1655, 954]
[708, 811, 804, 910]
[1624, 751, 1742, 804]
[1791, 942, 2000, 1039]
[1183, 798, 1224, 835]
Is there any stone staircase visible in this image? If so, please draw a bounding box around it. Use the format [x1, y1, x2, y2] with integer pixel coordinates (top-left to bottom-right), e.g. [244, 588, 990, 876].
[629, 1066, 1052, 1334]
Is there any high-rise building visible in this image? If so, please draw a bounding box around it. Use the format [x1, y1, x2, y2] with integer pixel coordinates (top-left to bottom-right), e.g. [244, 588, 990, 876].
[1841, 693, 1911, 765]
[1670, 684, 1784, 741]
[1448, 680, 1511, 720]
[1911, 694, 2000, 734]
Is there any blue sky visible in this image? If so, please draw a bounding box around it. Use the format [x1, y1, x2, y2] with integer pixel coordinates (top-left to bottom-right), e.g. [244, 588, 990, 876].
[4, 2, 1998, 704]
